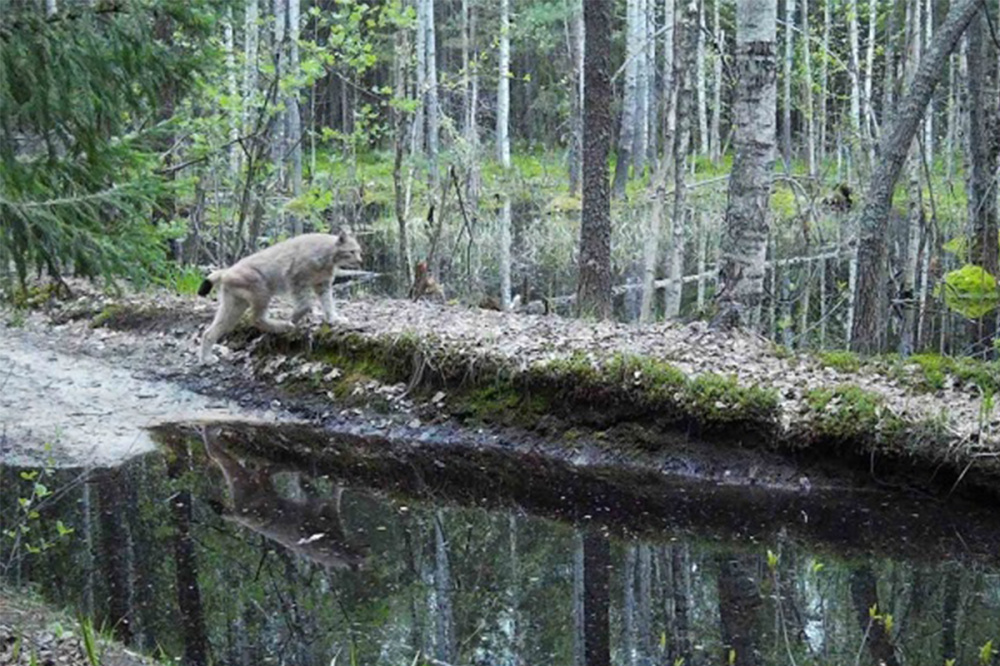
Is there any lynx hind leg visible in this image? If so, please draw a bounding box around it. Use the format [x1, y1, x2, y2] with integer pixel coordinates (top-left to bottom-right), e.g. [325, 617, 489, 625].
[250, 293, 294, 334]
[290, 288, 314, 325]
[317, 282, 348, 325]
[200, 288, 249, 364]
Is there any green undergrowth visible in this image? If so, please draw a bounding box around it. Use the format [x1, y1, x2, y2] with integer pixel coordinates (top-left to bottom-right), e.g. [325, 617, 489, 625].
[814, 347, 1000, 397]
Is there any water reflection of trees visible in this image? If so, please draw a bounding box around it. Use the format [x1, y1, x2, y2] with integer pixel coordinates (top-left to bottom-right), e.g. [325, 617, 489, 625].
[2, 449, 1000, 665]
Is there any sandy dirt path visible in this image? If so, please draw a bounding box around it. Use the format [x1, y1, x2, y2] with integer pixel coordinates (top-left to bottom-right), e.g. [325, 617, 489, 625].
[0, 327, 278, 467]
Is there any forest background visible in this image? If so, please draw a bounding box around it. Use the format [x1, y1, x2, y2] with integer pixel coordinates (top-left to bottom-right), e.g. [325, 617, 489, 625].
[1, 0, 998, 358]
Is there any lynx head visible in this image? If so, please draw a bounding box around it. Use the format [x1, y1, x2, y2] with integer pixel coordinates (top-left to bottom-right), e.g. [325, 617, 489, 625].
[333, 228, 363, 270]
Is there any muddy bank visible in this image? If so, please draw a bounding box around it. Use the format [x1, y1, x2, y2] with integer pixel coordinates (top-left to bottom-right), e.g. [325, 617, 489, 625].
[154, 418, 1000, 567]
[3, 280, 999, 503]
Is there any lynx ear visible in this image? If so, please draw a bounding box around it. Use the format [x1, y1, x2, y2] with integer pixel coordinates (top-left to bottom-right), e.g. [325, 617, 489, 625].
[337, 226, 354, 243]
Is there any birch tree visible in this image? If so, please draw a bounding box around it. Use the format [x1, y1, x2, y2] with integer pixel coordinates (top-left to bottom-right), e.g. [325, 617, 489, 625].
[639, 0, 679, 323]
[851, 0, 985, 353]
[577, 0, 614, 318]
[663, 0, 698, 319]
[782, 0, 794, 169]
[498, 0, 513, 309]
[712, 0, 777, 329]
[567, 0, 584, 194]
[696, 0, 709, 156]
[965, 12, 999, 353]
[612, 0, 641, 198]
[287, 0, 303, 234]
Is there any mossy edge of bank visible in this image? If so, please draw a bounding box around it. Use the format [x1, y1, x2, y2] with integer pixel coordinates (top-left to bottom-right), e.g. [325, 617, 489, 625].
[82, 302, 998, 502]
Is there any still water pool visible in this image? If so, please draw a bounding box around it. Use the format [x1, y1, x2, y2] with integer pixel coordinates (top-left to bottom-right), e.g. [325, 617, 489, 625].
[2, 422, 999, 665]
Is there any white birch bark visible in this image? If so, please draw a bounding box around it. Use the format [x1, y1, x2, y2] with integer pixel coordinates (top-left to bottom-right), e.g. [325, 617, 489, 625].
[863, 0, 877, 161]
[783, 0, 794, 169]
[696, 0, 709, 156]
[923, 0, 933, 159]
[848, 0, 862, 158]
[710, 18, 723, 164]
[802, 0, 816, 176]
[498, 0, 512, 310]
[272, 0, 287, 185]
[287, 0, 302, 234]
[635, 0, 650, 175]
[646, 0, 657, 166]
[819, 0, 830, 162]
[945, 55, 956, 180]
[663, 0, 676, 138]
[462, 0, 481, 200]
[45, 0, 57, 18]
[243, 0, 259, 134]
[568, 0, 584, 193]
[819, 255, 827, 347]
[424, 0, 440, 195]
[414, 0, 427, 155]
[613, 0, 641, 197]
[712, 0, 777, 329]
[696, 211, 707, 310]
[224, 8, 240, 180]
[665, 0, 698, 319]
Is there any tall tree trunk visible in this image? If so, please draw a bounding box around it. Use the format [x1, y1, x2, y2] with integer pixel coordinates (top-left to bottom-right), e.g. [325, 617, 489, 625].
[966, 12, 999, 356]
[863, 0, 877, 163]
[465, 0, 481, 201]
[272, 0, 287, 192]
[847, 0, 862, 165]
[613, 0, 641, 197]
[578, 0, 614, 319]
[819, 0, 830, 163]
[568, 0, 585, 194]
[646, 0, 658, 167]
[426, 0, 440, 192]
[634, 0, 650, 176]
[224, 9, 240, 180]
[498, 0, 513, 310]
[696, 0, 709, 155]
[287, 0, 302, 235]
[393, 27, 413, 293]
[923, 0, 934, 160]
[711, 20, 724, 164]
[712, 0, 777, 329]
[782, 0, 794, 170]
[639, 0, 679, 324]
[243, 0, 259, 135]
[851, 0, 984, 353]
[802, 0, 816, 176]
[664, 0, 698, 319]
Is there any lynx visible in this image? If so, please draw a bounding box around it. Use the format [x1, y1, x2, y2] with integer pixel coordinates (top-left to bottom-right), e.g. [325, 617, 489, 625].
[198, 230, 362, 364]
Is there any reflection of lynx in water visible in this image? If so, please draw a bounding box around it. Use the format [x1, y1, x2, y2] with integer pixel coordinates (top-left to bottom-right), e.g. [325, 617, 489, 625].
[202, 427, 367, 571]
[197, 230, 363, 364]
